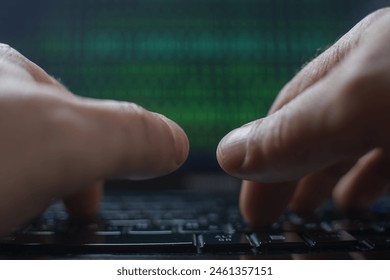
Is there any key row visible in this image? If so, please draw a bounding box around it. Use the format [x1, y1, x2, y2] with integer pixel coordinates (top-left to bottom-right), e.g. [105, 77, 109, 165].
[1, 230, 389, 255]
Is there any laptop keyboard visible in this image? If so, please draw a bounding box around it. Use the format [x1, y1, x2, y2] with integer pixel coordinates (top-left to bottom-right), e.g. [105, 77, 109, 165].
[1, 191, 390, 259]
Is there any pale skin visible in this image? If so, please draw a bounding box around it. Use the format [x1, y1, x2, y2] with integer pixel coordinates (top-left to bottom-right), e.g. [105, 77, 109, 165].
[1, 9, 390, 236]
[0, 44, 189, 236]
[217, 8, 390, 226]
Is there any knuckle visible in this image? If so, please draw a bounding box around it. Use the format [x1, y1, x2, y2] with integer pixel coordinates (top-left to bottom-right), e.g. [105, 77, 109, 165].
[367, 7, 390, 21]
[110, 101, 149, 133]
[353, 8, 390, 36]
[117, 101, 145, 116]
[0, 43, 54, 85]
[0, 43, 24, 63]
[0, 44, 34, 80]
[0, 43, 12, 55]
[98, 100, 145, 116]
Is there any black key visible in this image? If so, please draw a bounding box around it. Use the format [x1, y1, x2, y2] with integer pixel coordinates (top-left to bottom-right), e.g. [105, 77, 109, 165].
[281, 221, 323, 231]
[56, 219, 104, 235]
[99, 202, 122, 211]
[127, 224, 173, 234]
[27, 231, 56, 236]
[127, 230, 173, 235]
[253, 232, 308, 251]
[283, 212, 323, 231]
[83, 234, 197, 253]
[330, 219, 377, 232]
[108, 219, 150, 227]
[361, 235, 390, 249]
[1, 234, 57, 247]
[353, 251, 390, 260]
[2, 233, 197, 254]
[0, 236, 16, 243]
[302, 230, 358, 249]
[179, 223, 223, 233]
[180, 221, 200, 231]
[100, 210, 143, 220]
[198, 232, 253, 253]
[155, 210, 197, 220]
[373, 221, 390, 233]
[84, 234, 195, 248]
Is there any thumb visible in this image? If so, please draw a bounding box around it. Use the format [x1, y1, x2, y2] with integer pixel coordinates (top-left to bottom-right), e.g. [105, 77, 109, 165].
[217, 56, 376, 183]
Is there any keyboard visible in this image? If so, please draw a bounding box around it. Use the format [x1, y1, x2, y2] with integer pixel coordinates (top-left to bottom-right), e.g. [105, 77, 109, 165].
[1, 191, 389, 259]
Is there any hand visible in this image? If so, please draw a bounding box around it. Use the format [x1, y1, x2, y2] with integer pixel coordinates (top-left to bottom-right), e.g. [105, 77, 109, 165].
[217, 8, 390, 226]
[0, 44, 189, 236]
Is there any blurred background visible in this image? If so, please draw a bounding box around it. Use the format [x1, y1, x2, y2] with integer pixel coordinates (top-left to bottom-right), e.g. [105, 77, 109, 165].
[0, 0, 388, 170]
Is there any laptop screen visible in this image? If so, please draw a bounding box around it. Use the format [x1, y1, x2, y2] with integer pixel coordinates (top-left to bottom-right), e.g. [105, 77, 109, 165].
[0, 0, 386, 171]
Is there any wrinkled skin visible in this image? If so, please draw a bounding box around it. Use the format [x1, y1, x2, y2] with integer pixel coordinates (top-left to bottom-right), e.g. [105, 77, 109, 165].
[217, 9, 390, 226]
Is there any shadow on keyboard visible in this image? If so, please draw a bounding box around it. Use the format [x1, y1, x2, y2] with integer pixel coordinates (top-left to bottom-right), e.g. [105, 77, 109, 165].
[1, 190, 389, 259]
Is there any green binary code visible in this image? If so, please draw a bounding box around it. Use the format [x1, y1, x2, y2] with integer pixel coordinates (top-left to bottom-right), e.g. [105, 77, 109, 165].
[3, 0, 370, 153]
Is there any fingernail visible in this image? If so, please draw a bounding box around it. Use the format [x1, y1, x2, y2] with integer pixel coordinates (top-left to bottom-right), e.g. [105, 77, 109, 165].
[217, 123, 253, 172]
[155, 113, 190, 165]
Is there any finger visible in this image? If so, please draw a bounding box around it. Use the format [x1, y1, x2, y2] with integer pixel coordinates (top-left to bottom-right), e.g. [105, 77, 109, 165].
[239, 162, 349, 227]
[63, 181, 103, 221]
[239, 180, 296, 227]
[288, 160, 356, 213]
[0, 92, 189, 235]
[269, 8, 390, 113]
[333, 148, 390, 209]
[288, 172, 337, 214]
[4, 44, 182, 222]
[44, 96, 190, 197]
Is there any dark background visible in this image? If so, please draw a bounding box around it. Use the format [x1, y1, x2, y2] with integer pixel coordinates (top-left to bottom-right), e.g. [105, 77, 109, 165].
[0, 0, 388, 170]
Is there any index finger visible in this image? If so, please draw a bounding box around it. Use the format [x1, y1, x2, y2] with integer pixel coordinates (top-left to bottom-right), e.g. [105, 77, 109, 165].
[0, 88, 189, 235]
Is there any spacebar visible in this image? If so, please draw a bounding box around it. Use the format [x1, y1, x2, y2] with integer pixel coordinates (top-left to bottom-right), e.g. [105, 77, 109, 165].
[68, 234, 197, 253]
[3, 234, 197, 254]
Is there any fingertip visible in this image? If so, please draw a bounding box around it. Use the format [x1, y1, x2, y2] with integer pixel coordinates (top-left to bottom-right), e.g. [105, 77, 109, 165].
[239, 180, 296, 227]
[239, 181, 269, 227]
[333, 173, 388, 210]
[217, 124, 253, 176]
[333, 184, 374, 210]
[154, 113, 189, 167]
[63, 181, 103, 221]
[73, 99, 190, 179]
[288, 172, 337, 214]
